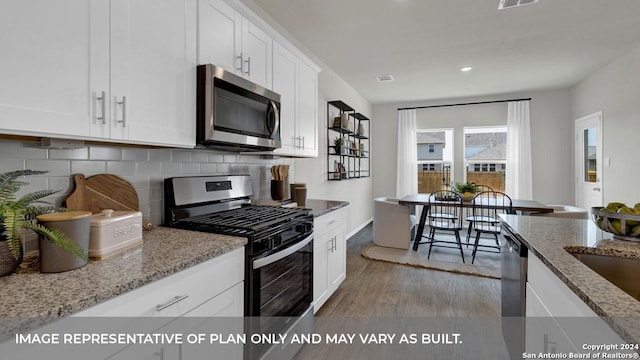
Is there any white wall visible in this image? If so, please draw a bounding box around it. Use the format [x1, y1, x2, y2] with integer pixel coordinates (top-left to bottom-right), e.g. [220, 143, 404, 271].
[571, 46, 640, 205]
[372, 88, 573, 205]
[295, 68, 373, 237]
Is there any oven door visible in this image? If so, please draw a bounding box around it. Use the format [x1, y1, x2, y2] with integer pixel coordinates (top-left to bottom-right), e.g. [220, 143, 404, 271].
[247, 232, 313, 360]
[250, 232, 313, 318]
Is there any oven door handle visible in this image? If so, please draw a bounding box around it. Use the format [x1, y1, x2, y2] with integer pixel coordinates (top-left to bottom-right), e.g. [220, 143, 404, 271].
[253, 232, 313, 270]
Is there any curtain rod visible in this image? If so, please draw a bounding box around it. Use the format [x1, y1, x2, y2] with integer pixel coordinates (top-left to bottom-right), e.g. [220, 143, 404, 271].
[397, 97, 531, 111]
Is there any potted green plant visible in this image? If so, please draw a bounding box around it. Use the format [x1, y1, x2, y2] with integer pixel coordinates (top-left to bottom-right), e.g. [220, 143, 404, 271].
[0, 170, 88, 276]
[333, 136, 344, 154]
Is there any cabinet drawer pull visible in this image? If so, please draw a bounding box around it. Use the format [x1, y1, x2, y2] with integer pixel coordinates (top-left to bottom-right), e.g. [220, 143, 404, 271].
[96, 91, 106, 125]
[245, 56, 251, 76]
[327, 219, 336, 225]
[117, 96, 127, 127]
[156, 294, 189, 311]
[236, 53, 244, 73]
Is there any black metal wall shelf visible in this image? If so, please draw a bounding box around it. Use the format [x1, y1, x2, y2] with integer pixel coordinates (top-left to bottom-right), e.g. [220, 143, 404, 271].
[327, 100, 370, 181]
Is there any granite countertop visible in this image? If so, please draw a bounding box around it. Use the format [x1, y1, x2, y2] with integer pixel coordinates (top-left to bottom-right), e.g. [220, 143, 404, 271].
[500, 215, 640, 343]
[301, 199, 349, 217]
[0, 226, 246, 341]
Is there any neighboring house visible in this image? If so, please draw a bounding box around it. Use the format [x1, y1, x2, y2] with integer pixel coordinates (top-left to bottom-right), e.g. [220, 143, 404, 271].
[465, 132, 507, 172]
[417, 131, 446, 170]
[417, 131, 445, 159]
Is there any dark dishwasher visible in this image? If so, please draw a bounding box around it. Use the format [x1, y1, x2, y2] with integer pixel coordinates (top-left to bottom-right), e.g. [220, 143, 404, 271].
[501, 228, 528, 359]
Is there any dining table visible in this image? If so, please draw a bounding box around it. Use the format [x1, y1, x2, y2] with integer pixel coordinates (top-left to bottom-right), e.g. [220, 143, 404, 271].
[399, 193, 554, 250]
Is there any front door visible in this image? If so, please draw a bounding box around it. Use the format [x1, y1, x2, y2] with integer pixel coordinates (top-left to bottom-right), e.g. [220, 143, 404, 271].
[575, 112, 603, 210]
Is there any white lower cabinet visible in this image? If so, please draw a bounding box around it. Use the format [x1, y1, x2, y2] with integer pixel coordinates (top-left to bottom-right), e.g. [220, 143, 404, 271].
[75, 247, 245, 360]
[525, 254, 625, 355]
[313, 207, 347, 313]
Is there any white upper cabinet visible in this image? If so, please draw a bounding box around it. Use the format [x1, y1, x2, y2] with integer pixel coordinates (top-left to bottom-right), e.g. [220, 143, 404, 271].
[0, 0, 107, 138]
[0, 0, 196, 148]
[197, 0, 241, 73]
[198, 0, 272, 88]
[296, 59, 319, 156]
[106, 0, 197, 147]
[272, 42, 319, 157]
[272, 42, 298, 153]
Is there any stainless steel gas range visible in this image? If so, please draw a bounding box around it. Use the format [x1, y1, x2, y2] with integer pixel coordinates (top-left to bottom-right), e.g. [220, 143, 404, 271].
[164, 174, 314, 360]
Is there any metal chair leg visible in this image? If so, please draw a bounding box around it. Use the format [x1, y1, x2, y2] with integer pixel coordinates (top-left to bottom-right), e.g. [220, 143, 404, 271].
[455, 230, 465, 263]
[472, 231, 482, 264]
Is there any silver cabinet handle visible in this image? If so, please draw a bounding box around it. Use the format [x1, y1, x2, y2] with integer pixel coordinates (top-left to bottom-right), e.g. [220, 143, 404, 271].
[301, 136, 305, 149]
[244, 56, 251, 76]
[236, 53, 244, 73]
[117, 96, 127, 127]
[154, 347, 165, 360]
[593, 187, 601, 192]
[96, 91, 106, 125]
[327, 220, 336, 225]
[156, 294, 189, 311]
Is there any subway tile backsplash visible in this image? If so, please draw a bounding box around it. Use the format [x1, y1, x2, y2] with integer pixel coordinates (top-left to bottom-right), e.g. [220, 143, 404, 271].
[0, 139, 293, 226]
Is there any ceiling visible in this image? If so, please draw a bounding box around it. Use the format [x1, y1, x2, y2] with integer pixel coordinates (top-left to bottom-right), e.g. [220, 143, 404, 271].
[249, 0, 640, 104]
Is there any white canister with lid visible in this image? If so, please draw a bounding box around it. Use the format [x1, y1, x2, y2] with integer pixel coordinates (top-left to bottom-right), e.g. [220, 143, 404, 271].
[89, 209, 143, 259]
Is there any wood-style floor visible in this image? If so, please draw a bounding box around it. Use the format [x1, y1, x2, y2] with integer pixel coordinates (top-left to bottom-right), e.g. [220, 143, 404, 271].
[292, 222, 506, 359]
[316, 222, 501, 318]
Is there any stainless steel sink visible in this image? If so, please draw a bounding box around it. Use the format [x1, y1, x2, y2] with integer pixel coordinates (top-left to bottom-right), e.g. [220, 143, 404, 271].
[569, 252, 640, 301]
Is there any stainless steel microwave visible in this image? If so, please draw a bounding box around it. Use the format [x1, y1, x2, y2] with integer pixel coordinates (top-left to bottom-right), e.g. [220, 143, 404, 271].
[197, 64, 281, 151]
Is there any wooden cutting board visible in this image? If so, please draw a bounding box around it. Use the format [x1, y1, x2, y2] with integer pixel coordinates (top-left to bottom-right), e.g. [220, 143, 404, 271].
[65, 174, 152, 230]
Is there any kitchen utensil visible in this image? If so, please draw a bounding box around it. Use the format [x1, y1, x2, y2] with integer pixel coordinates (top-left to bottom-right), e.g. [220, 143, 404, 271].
[65, 174, 152, 230]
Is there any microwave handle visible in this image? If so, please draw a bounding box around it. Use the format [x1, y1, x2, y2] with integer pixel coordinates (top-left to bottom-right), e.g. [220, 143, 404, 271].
[266, 100, 279, 137]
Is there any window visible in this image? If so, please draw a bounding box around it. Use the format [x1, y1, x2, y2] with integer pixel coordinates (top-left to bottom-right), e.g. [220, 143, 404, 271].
[464, 127, 507, 192]
[416, 129, 453, 193]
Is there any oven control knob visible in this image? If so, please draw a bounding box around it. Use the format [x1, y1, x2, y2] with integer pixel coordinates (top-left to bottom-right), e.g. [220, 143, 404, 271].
[272, 234, 282, 247]
[296, 223, 312, 233]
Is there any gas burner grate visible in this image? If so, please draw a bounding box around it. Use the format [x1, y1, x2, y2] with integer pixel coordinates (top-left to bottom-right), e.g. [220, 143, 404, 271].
[185, 206, 309, 235]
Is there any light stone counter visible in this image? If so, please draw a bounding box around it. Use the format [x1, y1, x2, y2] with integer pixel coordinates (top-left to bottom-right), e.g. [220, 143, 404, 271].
[500, 214, 640, 344]
[0, 226, 246, 341]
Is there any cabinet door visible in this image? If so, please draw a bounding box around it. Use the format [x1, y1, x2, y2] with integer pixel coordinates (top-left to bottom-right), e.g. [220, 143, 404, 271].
[272, 42, 297, 155]
[313, 231, 330, 313]
[296, 59, 318, 156]
[526, 284, 577, 354]
[197, 0, 241, 72]
[0, 0, 108, 138]
[241, 20, 272, 89]
[181, 282, 244, 360]
[327, 226, 346, 292]
[110, 0, 196, 147]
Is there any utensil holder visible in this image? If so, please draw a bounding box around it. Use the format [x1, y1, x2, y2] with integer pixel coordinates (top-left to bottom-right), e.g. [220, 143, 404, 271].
[271, 180, 285, 201]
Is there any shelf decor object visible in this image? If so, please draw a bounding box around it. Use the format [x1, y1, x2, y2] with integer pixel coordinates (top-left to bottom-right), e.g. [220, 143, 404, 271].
[326, 100, 370, 181]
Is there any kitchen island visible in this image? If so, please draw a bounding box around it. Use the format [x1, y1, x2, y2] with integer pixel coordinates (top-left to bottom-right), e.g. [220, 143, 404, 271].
[0, 226, 246, 342]
[500, 215, 640, 345]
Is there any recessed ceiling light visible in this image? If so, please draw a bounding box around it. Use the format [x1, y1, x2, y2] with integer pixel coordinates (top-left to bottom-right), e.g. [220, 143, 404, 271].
[498, 0, 539, 10]
[376, 75, 394, 83]
[460, 66, 473, 72]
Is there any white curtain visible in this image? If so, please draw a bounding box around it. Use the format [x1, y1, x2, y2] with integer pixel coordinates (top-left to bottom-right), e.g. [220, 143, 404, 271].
[505, 101, 533, 200]
[396, 109, 418, 198]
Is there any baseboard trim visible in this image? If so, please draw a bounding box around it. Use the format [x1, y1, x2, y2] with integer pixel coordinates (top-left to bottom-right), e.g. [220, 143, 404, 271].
[346, 218, 372, 240]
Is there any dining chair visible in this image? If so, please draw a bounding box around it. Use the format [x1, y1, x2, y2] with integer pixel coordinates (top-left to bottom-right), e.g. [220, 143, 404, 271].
[425, 190, 465, 263]
[470, 191, 512, 264]
[464, 184, 493, 245]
